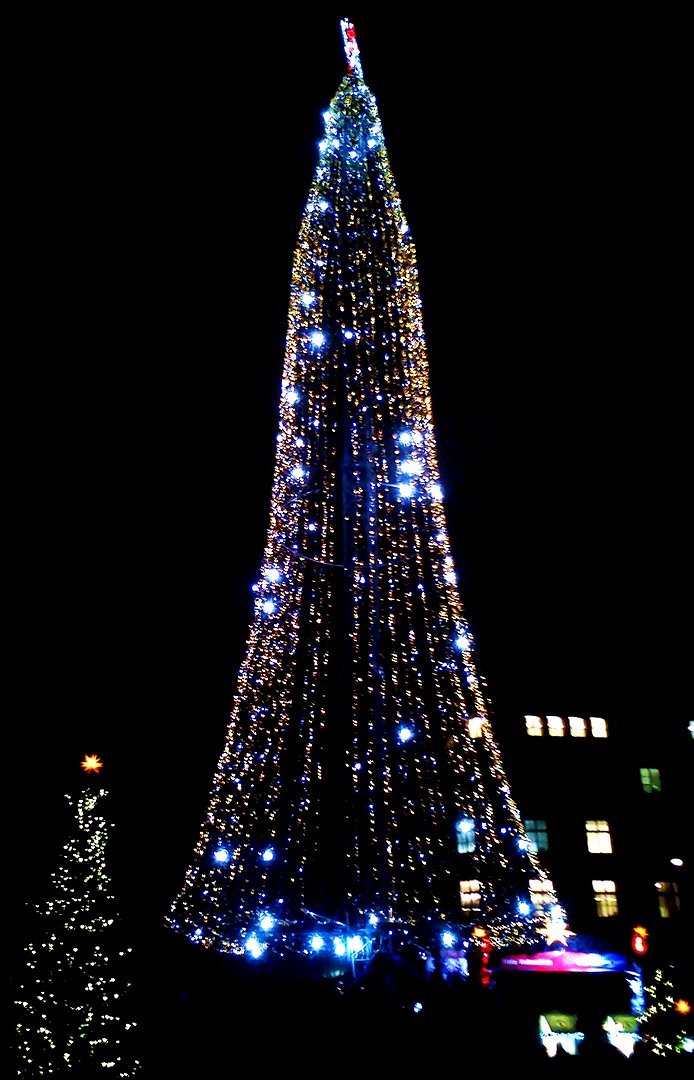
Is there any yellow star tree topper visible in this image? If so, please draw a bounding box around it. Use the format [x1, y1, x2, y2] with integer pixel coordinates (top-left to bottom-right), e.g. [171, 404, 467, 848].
[80, 754, 104, 774]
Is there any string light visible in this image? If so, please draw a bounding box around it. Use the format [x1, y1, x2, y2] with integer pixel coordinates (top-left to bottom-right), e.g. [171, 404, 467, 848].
[168, 18, 559, 960]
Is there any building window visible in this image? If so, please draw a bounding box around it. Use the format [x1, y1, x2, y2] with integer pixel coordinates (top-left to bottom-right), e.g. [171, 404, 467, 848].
[586, 820, 613, 853]
[467, 716, 484, 739]
[547, 715, 564, 737]
[590, 716, 608, 738]
[655, 881, 680, 918]
[529, 878, 555, 909]
[525, 715, 543, 737]
[640, 767, 662, 794]
[460, 879, 481, 911]
[524, 820, 549, 853]
[568, 716, 587, 737]
[593, 880, 618, 917]
[455, 818, 476, 854]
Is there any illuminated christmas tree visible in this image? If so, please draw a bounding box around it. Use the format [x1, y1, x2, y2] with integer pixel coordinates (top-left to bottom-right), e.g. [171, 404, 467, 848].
[15, 756, 140, 1077]
[169, 20, 560, 961]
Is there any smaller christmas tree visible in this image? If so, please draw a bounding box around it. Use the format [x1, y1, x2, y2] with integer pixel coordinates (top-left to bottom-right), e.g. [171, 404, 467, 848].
[15, 755, 140, 1077]
[638, 967, 692, 1058]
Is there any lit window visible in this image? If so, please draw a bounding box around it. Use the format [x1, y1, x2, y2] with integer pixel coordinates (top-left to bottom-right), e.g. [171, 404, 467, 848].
[547, 715, 564, 737]
[590, 716, 608, 738]
[593, 880, 618, 917]
[586, 820, 613, 854]
[455, 818, 476, 854]
[529, 879, 555, 909]
[640, 767, 662, 794]
[524, 820, 549, 853]
[568, 716, 586, 737]
[655, 881, 680, 918]
[525, 715, 543, 737]
[467, 716, 484, 739]
[459, 879, 481, 911]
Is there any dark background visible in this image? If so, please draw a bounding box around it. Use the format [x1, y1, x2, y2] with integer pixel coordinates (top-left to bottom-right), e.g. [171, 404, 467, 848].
[8, 10, 690, 942]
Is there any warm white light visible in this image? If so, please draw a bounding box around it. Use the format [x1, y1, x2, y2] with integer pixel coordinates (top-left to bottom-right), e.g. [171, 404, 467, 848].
[670, 858, 683, 867]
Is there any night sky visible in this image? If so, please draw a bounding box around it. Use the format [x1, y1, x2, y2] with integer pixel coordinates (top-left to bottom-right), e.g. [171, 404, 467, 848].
[10, 11, 690, 933]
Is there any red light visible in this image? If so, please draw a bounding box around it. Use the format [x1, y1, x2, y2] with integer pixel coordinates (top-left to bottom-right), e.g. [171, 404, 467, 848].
[631, 926, 648, 955]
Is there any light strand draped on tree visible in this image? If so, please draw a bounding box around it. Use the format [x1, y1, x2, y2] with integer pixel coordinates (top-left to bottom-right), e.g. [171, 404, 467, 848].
[15, 758, 140, 1077]
[169, 19, 560, 958]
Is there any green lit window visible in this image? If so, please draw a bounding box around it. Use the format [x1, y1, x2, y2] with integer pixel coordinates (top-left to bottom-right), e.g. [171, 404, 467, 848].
[640, 767, 662, 794]
[455, 818, 476, 854]
[524, 820, 549, 853]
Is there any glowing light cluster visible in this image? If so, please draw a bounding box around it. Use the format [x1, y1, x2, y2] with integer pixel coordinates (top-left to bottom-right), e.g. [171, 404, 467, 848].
[168, 19, 559, 958]
[15, 775, 140, 1076]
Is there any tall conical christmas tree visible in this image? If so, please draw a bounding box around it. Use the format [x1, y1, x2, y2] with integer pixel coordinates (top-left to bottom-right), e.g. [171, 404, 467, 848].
[15, 756, 140, 1077]
[169, 20, 560, 959]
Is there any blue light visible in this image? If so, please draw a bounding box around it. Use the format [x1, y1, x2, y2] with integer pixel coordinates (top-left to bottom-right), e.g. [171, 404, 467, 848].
[343, 328, 354, 339]
[285, 387, 300, 405]
[456, 632, 470, 652]
[457, 818, 474, 834]
[367, 138, 377, 148]
[518, 900, 532, 916]
[430, 483, 443, 500]
[442, 931, 455, 948]
[310, 330, 325, 347]
[518, 837, 531, 852]
[399, 483, 414, 498]
[213, 847, 230, 864]
[264, 567, 281, 583]
[259, 914, 275, 932]
[349, 150, 358, 160]
[318, 140, 328, 153]
[368, 913, 379, 926]
[398, 725, 414, 744]
[301, 291, 315, 307]
[413, 1001, 423, 1014]
[400, 459, 423, 476]
[399, 430, 413, 445]
[261, 847, 275, 863]
[347, 935, 364, 953]
[333, 937, 346, 957]
[309, 934, 325, 952]
[262, 600, 276, 615]
[332, 139, 340, 149]
[245, 934, 265, 959]
[192, 927, 203, 940]
[318, 199, 329, 212]
[291, 465, 306, 480]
